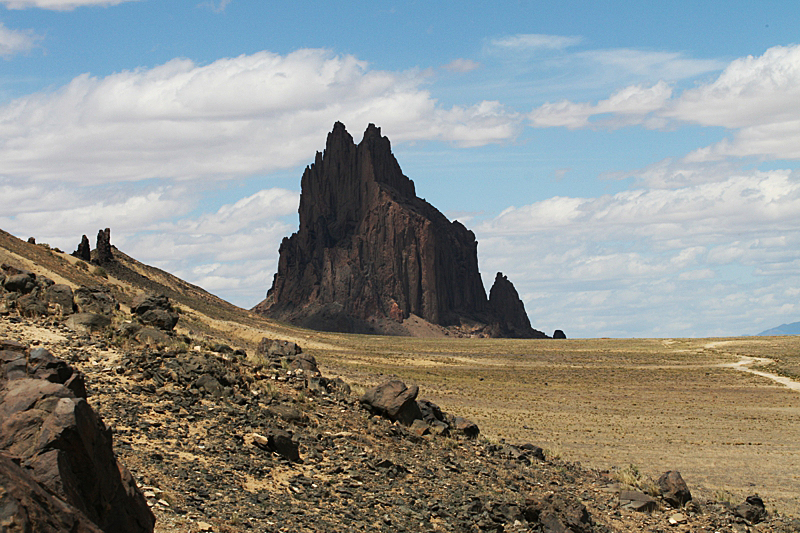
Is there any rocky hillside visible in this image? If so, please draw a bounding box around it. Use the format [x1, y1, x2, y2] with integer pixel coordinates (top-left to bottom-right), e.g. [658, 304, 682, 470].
[255, 122, 549, 339]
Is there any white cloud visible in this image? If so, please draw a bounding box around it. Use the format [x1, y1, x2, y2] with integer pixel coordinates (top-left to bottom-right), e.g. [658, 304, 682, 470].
[0, 22, 39, 57]
[0, 49, 521, 184]
[441, 58, 481, 73]
[528, 44, 800, 163]
[489, 34, 582, 51]
[1, 0, 136, 8]
[666, 45, 800, 129]
[476, 169, 800, 337]
[530, 81, 672, 129]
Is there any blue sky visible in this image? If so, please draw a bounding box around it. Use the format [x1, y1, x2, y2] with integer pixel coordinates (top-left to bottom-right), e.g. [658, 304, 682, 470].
[2, 0, 800, 338]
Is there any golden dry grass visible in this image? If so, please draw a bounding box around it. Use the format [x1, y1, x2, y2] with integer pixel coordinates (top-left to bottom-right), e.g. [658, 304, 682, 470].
[291, 334, 800, 515]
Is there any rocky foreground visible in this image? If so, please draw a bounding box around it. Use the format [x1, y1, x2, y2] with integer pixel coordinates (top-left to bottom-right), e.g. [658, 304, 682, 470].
[3, 312, 800, 533]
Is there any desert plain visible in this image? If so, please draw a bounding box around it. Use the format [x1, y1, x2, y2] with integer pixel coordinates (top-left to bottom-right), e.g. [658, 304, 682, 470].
[268, 330, 800, 516]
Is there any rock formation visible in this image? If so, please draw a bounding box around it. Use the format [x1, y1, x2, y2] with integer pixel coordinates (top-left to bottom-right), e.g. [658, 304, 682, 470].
[95, 228, 113, 264]
[73, 235, 91, 262]
[0, 342, 155, 533]
[256, 122, 546, 338]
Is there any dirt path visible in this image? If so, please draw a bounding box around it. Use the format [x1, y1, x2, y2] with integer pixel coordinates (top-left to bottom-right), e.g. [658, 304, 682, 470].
[719, 355, 800, 391]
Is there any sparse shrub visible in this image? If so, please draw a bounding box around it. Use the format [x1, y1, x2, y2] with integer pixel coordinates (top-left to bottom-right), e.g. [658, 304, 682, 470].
[93, 266, 108, 278]
[543, 446, 562, 460]
[713, 489, 734, 504]
[614, 464, 660, 496]
[75, 260, 89, 271]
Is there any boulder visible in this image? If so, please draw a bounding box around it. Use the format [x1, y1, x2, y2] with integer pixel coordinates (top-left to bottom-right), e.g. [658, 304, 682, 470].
[619, 490, 658, 512]
[256, 338, 302, 357]
[130, 294, 178, 331]
[73, 287, 117, 315]
[210, 343, 233, 354]
[0, 379, 155, 533]
[27, 347, 86, 399]
[288, 353, 319, 374]
[523, 493, 593, 533]
[451, 416, 480, 439]
[3, 273, 36, 295]
[0, 453, 105, 533]
[136, 328, 171, 347]
[249, 429, 300, 462]
[657, 470, 692, 508]
[65, 313, 111, 334]
[16, 292, 48, 317]
[361, 380, 422, 426]
[418, 399, 445, 423]
[45, 284, 75, 315]
[735, 495, 767, 524]
[117, 321, 142, 338]
[553, 329, 567, 339]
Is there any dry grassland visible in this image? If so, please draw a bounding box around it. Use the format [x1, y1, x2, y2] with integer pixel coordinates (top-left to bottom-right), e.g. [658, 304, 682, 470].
[292, 333, 800, 515]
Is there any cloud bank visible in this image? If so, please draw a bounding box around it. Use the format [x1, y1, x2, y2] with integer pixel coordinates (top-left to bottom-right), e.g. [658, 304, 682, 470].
[0, 49, 520, 184]
[531, 44, 800, 162]
[477, 169, 800, 337]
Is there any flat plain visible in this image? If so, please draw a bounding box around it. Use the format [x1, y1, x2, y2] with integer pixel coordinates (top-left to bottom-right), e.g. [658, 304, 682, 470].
[289, 333, 800, 515]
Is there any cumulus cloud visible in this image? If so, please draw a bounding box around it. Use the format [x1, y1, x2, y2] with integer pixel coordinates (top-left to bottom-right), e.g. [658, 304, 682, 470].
[0, 49, 521, 184]
[476, 169, 800, 337]
[0, 0, 136, 8]
[0, 22, 39, 57]
[530, 44, 800, 163]
[530, 81, 672, 129]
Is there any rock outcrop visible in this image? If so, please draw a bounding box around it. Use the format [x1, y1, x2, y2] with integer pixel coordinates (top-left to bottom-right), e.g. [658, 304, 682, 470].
[73, 235, 91, 262]
[95, 228, 113, 264]
[0, 343, 155, 533]
[256, 122, 546, 338]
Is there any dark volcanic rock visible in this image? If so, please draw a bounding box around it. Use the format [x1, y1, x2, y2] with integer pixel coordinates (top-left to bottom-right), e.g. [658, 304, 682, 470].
[736, 495, 768, 524]
[73, 234, 92, 262]
[94, 228, 113, 264]
[524, 492, 593, 533]
[488, 272, 546, 339]
[65, 313, 111, 334]
[657, 470, 692, 508]
[45, 284, 75, 315]
[0, 453, 104, 533]
[255, 122, 543, 337]
[73, 287, 117, 315]
[130, 293, 178, 331]
[361, 379, 422, 426]
[553, 329, 567, 339]
[0, 347, 155, 533]
[3, 273, 36, 295]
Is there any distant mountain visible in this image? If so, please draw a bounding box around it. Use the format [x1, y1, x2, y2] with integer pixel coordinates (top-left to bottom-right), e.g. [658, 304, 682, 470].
[756, 321, 800, 336]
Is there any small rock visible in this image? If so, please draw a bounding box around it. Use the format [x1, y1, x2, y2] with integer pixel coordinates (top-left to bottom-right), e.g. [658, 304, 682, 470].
[668, 512, 687, 525]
